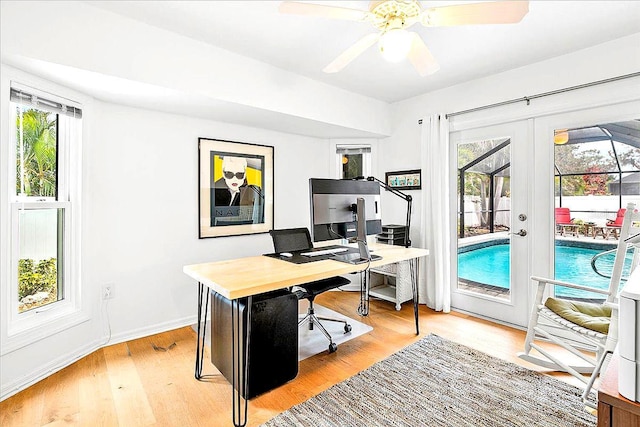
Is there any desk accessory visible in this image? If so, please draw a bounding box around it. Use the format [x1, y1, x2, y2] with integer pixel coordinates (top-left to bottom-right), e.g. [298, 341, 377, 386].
[354, 176, 413, 247]
[210, 290, 298, 399]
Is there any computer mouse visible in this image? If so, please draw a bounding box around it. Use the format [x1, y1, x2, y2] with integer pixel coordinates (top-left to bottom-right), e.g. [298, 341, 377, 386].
[280, 252, 293, 258]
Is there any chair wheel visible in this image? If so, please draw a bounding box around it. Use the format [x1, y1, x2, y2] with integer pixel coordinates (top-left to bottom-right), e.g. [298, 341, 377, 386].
[328, 343, 337, 353]
[344, 324, 352, 333]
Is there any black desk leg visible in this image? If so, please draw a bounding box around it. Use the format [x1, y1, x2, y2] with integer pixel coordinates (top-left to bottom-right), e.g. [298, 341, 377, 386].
[193, 285, 251, 427]
[231, 296, 252, 427]
[357, 269, 371, 316]
[195, 282, 209, 380]
[410, 258, 419, 335]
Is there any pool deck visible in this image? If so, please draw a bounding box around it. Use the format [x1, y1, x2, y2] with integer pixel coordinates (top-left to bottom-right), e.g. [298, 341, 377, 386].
[458, 231, 509, 248]
[555, 234, 617, 250]
[459, 232, 618, 248]
[457, 279, 510, 300]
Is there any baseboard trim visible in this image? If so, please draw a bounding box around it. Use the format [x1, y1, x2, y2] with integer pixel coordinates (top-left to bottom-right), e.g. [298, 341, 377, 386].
[1, 337, 102, 401]
[104, 315, 197, 346]
[0, 315, 198, 402]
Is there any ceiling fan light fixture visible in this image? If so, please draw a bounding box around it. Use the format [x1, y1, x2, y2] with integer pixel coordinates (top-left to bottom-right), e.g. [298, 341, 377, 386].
[379, 28, 413, 63]
[280, 0, 529, 74]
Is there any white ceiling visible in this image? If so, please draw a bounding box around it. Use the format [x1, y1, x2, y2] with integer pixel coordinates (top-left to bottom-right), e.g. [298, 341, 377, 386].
[85, 0, 640, 103]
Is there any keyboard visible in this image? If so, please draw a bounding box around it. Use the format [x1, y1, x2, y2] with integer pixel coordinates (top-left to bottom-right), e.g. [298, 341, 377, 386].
[300, 247, 349, 257]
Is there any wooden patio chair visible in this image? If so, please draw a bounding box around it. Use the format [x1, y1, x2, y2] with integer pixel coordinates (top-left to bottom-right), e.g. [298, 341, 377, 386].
[593, 208, 627, 240]
[605, 208, 626, 239]
[607, 208, 626, 228]
[555, 207, 579, 237]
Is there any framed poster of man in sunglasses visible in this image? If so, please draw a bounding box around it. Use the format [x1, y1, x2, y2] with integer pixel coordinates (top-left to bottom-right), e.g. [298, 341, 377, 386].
[198, 138, 274, 238]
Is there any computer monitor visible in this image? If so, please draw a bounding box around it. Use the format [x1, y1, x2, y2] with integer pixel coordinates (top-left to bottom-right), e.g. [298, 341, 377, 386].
[309, 178, 382, 243]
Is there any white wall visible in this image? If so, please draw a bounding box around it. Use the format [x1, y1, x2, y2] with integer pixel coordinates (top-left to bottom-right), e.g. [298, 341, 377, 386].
[84, 101, 330, 336]
[0, 71, 330, 399]
[385, 33, 640, 251]
[0, 0, 391, 138]
[392, 33, 640, 129]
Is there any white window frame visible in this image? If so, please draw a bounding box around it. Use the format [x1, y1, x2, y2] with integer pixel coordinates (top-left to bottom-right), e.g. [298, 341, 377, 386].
[1, 81, 85, 355]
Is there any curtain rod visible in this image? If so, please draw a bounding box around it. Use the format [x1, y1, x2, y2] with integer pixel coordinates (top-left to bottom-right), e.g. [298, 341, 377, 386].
[418, 72, 640, 123]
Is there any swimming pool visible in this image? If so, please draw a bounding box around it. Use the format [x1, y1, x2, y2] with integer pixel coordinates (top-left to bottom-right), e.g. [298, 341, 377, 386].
[457, 241, 632, 299]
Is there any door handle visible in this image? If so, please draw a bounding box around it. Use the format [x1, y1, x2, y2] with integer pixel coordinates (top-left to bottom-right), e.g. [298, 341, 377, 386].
[511, 229, 527, 237]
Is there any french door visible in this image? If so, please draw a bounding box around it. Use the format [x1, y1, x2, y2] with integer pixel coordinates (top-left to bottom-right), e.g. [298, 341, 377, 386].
[450, 120, 532, 327]
[449, 101, 640, 328]
[533, 101, 640, 293]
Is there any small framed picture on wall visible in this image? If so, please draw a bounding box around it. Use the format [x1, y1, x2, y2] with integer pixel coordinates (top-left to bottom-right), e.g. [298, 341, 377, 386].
[385, 169, 421, 190]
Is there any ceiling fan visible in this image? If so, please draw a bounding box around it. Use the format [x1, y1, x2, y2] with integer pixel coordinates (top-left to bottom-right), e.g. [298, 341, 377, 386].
[279, 1, 529, 76]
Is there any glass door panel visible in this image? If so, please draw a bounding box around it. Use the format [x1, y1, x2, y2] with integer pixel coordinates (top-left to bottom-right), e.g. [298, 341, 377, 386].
[457, 137, 511, 299]
[553, 118, 640, 300]
[451, 121, 530, 327]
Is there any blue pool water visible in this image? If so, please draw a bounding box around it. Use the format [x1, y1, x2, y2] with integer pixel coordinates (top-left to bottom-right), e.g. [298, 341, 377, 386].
[458, 243, 631, 299]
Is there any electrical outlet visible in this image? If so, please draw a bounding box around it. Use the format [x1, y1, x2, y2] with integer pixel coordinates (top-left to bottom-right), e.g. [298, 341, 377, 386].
[102, 283, 114, 300]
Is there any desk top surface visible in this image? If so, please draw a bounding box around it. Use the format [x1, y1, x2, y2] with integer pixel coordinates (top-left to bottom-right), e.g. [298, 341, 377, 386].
[183, 243, 428, 300]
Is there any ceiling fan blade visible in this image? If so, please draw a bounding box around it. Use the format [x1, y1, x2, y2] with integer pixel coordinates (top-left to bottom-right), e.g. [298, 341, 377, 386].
[422, 1, 529, 27]
[279, 1, 370, 21]
[407, 33, 440, 77]
[323, 33, 380, 73]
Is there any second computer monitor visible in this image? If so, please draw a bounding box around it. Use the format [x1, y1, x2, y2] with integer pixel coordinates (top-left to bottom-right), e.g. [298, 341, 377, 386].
[309, 178, 382, 243]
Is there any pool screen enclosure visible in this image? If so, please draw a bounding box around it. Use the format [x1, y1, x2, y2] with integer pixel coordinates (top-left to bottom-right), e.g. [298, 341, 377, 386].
[457, 119, 640, 239]
[458, 138, 510, 238]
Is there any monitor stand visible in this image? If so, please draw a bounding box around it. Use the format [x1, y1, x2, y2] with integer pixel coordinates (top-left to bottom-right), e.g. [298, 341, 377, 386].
[332, 239, 382, 264]
[332, 252, 381, 265]
[333, 197, 383, 265]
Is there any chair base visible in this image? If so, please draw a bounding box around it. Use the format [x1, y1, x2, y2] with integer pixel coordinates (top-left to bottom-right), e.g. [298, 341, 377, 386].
[517, 350, 601, 409]
[518, 324, 607, 411]
[299, 306, 352, 353]
[517, 352, 595, 374]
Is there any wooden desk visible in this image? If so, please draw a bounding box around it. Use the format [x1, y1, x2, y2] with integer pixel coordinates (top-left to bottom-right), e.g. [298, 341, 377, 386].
[598, 353, 640, 427]
[185, 244, 427, 299]
[183, 243, 429, 427]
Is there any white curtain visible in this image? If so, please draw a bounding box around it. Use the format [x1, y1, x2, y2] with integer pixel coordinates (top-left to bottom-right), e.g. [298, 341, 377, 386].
[420, 114, 451, 312]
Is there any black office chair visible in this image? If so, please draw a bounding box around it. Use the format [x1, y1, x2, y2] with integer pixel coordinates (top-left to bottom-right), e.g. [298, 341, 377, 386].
[269, 227, 352, 353]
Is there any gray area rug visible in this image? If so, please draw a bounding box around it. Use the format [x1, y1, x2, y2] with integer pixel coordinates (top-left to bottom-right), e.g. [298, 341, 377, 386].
[261, 334, 596, 427]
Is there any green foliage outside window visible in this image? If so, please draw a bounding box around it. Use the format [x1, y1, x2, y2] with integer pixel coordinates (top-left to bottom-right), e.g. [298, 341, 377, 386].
[14, 106, 60, 312]
[18, 258, 57, 300]
[16, 108, 57, 198]
[554, 144, 617, 196]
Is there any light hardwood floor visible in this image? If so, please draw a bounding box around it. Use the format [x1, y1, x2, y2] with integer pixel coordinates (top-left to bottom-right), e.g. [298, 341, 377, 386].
[0, 291, 582, 427]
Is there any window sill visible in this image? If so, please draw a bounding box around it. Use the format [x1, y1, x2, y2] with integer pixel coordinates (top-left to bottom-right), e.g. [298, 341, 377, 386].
[1, 307, 90, 356]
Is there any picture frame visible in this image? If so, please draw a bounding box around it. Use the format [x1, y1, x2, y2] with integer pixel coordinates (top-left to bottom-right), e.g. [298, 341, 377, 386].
[385, 169, 422, 190]
[198, 138, 274, 238]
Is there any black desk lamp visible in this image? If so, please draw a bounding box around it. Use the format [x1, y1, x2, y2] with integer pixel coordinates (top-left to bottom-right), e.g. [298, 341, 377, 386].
[354, 176, 413, 247]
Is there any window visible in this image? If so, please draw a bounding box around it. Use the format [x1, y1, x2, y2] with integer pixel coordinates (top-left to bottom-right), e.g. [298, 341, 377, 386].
[3, 84, 84, 352]
[336, 145, 371, 179]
